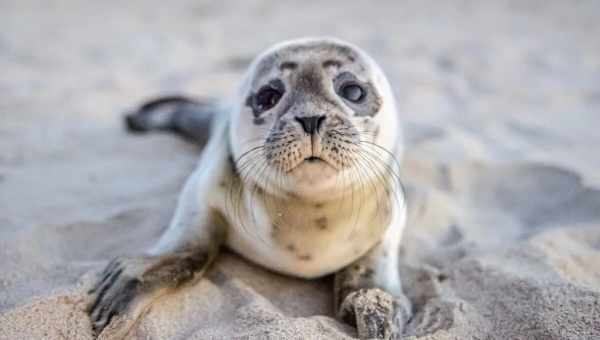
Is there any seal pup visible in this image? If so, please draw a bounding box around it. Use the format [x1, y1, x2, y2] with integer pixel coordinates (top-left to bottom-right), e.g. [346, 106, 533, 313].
[88, 37, 411, 339]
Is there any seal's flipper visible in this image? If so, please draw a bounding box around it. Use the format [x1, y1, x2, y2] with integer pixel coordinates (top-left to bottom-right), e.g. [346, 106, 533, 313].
[87, 248, 219, 338]
[124, 95, 217, 145]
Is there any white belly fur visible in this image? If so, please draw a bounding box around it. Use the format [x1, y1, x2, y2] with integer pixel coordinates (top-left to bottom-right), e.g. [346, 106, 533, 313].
[224, 186, 395, 278]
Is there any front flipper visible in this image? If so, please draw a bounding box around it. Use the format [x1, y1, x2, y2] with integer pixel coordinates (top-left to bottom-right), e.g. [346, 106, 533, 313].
[88, 111, 231, 338]
[335, 235, 412, 339]
[87, 249, 217, 338]
[338, 287, 411, 340]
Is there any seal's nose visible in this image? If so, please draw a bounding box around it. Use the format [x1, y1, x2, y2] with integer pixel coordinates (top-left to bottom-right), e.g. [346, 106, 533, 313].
[295, 116, 326, 134]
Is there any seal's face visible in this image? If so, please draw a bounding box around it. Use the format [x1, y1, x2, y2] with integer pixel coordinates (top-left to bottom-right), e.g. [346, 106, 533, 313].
[231, 38, 400, 199]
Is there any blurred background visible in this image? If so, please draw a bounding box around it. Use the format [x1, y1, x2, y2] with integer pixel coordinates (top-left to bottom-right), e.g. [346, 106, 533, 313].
[1, 1, 600, 339]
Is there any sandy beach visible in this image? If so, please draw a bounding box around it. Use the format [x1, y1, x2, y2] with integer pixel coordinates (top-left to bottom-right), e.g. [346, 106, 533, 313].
[1, 1, 600, 339]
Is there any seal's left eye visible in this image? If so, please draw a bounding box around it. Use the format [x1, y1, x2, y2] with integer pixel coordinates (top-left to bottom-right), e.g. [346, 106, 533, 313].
[340, 83, 365, 103]
[255, 88, 282, 113]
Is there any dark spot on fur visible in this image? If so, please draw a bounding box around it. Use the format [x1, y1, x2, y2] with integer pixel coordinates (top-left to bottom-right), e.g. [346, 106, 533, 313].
[219, 181, 226, 188]
[437, 273, 448, 282]
[315, 216, 328, 230]
[280, 61, 297, 70]
[331, 146, 339, 153]
[253, 117, 265, 125]
[314, 203, 324, 209]
[298, 254, 312, 261]
[323, 59, 342, 68]
[270, 224, 282, 238]
[286, 243, 296, 252]
[287, 191, 300, 200]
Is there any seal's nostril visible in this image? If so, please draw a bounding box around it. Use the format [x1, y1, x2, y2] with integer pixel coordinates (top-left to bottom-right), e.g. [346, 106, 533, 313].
[295, 115, 326, 134]
[316, 116, 326, 131]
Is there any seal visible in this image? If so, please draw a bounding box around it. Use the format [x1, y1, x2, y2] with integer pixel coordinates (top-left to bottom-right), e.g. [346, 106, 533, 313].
[88, 37, 411, 339]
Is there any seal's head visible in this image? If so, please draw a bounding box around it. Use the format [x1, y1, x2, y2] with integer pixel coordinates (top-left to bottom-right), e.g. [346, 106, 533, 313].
[230, 37, 401, 199]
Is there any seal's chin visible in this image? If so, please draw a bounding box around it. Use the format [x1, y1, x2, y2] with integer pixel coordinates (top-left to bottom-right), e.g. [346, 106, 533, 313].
[287, 157, 338, 188]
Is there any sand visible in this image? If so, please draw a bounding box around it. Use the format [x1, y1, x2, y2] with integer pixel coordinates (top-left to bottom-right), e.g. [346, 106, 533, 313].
[1, 1, 600, 339]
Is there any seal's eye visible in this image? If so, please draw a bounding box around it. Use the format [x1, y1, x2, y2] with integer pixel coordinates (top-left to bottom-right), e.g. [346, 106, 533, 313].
[340, 83, 365, 103]
[254, 88, 282, 113]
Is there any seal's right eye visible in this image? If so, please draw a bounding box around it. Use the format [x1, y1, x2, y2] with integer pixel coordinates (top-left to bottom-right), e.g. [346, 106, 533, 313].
[254, 87, 282, 113]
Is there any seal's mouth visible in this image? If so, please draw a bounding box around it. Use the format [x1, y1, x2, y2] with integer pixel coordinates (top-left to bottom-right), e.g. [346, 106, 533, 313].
[288, 156, 332, 173]
[288, 155, 339, 184]
[287, 155, 333, 174]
